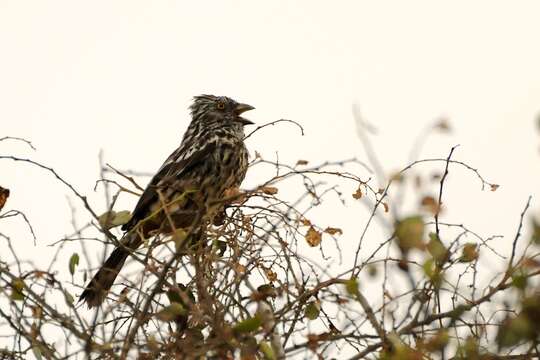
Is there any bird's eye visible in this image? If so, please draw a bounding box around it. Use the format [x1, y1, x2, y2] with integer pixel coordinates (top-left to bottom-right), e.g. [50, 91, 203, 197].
[216, 102, 225, 110]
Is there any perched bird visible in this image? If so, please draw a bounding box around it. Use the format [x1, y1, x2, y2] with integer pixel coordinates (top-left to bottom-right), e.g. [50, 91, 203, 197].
[80, 95, 254, 308]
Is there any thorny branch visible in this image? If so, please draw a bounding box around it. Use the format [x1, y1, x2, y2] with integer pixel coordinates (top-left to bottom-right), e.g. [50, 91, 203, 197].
[1, 131, 539, 360]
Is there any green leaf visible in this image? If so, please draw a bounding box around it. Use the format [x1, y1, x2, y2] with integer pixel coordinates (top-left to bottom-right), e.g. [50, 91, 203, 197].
[496, 314, 533, 348]
[423, 259, 443, 288]
[304, 301, 321, 320]
[427, 232, 448, 264]
[69, 253, 79, 276]
[345, 277, 359, 296]
[64, 292, 74, 305]
[172, 229, 188, 250]
[425, 330, 450, 352]
[233, 315, 262, 333]
[98, 210, 132, 229]
[112, 210, 132, 226]
[367, 264, 378, 278]
[156, 302, 187, 322]
[32, 346, 43, 360]
[511, 268, 528, 290]
[10, 278, 25, 301]
[259, 341, 276, 360]
[98, 211, 116, 229]
[395, 216, 425, 251]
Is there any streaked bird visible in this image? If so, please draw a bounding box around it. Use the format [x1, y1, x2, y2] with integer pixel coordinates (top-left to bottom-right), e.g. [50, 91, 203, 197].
[80, 95, 254, 308]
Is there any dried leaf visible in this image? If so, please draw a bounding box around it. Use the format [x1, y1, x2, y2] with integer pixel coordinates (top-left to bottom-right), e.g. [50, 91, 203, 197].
[490, 184, 500, 192]
[390, 172, 404, 182]
[296, 159, 309, 166]
[0, 186, 9, 211]
[234, 263, 246, 274]
[324, 227, 343, 236]
[265, 269, 277, 282]
[421, 196, 441, 215]
[259, 186, 278, 195]
[352, 186, 363, 199]
[223, 187, 246, 204]
[382, 202, 389, 213]
[30, 305, 43, 319]
[305, 227, 322, 247]
[522, 257, 540, 268]
[434, 117, 451, 132]
[459, 243, 479, 262]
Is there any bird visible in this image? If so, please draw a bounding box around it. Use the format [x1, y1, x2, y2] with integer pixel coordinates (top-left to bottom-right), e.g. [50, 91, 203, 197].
[79, 95, 255, 308]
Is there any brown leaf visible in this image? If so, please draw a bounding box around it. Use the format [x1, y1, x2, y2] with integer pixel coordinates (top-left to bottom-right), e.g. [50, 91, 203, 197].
[434, 117, 451, 132]
[352, 186, 363, 199]
[265, 269, 277, 282]
[390, 172, 404, 182]
[0, 186, 10, 211]
[522, 257, 540, 268]
[421, 196, 441, 215]
[490, 184, 500, 192]
[223, 187, 246, 204]
[305, 226, 322, 247]
[296, 159, 309, 166]
[324, 227, 343, 236]
[234, 263, 246, 274]
[459, 243, 479, 262]
[382, 202, 389, 213]
[259, 186, 278, 195]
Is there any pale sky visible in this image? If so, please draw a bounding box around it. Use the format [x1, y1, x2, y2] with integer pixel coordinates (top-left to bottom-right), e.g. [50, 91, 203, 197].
[1, 0, 540, 319]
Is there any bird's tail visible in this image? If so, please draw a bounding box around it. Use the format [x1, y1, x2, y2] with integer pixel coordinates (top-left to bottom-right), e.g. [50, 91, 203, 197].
[79, 232, 140, 308]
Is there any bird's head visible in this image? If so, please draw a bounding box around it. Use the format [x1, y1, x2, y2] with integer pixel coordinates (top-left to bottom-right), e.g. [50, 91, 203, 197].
[190, 95, 255, 128]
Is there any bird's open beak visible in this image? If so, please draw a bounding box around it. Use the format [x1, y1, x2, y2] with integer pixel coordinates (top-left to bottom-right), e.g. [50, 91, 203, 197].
[235, 103, 255, 125]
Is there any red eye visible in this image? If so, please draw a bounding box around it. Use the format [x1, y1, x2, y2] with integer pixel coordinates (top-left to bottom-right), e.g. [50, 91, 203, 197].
[217, 102, 225, 110]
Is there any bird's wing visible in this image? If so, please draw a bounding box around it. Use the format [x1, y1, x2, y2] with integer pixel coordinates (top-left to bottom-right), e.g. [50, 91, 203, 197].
[122, 142, 217, 231]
